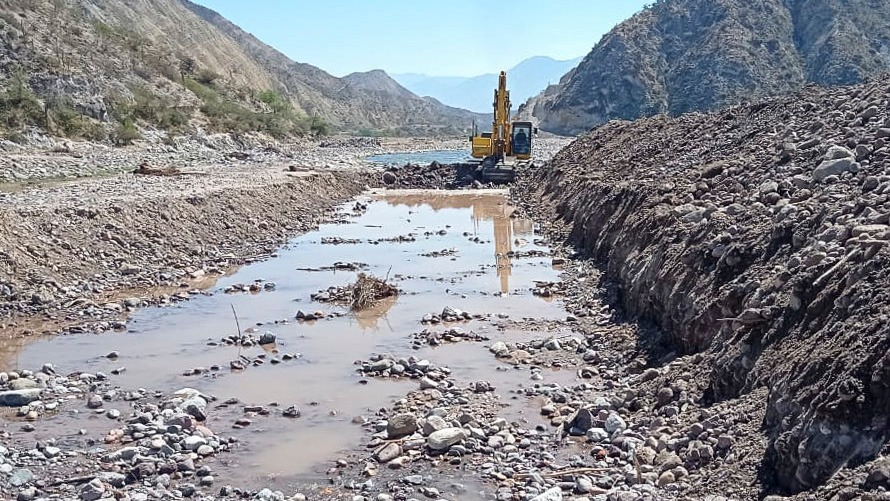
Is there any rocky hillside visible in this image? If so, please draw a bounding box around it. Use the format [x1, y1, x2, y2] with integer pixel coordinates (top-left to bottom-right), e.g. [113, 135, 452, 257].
[521, 76, 890, 497]
[524, 0, 890, 135]
[0, 0, 478, 141]
[181, 1, 482, 135]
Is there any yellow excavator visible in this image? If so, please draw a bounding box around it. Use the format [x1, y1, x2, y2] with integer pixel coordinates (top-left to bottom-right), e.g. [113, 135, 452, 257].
[469, 71, 535, 183]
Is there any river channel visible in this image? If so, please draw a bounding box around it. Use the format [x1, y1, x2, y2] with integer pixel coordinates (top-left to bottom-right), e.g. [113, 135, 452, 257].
[8, 189, 571, 489]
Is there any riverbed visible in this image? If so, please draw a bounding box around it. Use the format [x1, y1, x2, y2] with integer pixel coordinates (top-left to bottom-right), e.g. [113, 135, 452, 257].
[6, 189, 570, 490]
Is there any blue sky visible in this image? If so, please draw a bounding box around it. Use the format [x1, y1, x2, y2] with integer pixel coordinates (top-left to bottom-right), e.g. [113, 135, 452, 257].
[192, 0, 650, 77]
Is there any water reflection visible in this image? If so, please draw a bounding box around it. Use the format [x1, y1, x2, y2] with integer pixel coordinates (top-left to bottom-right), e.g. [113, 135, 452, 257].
[349, 296, 397, 332]
[9, 190, 562, 489]
[379, 192, 536, 293]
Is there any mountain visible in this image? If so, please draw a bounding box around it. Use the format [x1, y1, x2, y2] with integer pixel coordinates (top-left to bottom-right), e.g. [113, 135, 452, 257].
[523, 0, 890, 136]
[394, 56, 582, 113]
[182, 1, 483, 134]
[0, 0, 480, 140]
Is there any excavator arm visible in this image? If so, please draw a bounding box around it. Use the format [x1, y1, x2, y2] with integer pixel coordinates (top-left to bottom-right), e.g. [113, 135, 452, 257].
[468, 71, 534, 180]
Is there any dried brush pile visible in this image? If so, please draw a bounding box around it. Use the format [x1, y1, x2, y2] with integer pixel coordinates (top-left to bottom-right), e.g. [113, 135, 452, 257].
[312, 273, 399, 310]
[349, 273, 398, 310]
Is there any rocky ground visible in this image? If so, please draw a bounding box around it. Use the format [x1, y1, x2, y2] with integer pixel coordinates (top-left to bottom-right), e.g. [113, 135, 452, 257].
[0, 129, 589, 501]
[0, 133, 450, 184]
[0, 134, 569, 338]
[10, 77, 890, 501]
[514, 76, 890, 500]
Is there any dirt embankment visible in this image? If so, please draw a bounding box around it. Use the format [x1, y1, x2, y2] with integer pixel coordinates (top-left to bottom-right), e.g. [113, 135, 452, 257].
[518, 78, 890, 496]
[0, 168, 373, 335]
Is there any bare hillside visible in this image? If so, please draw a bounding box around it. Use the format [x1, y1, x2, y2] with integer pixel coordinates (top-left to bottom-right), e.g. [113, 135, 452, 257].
[0, 0, 478, 140]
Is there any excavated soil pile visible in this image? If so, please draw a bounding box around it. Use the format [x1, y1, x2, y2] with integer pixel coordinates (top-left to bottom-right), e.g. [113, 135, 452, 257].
[520, 78, 890, 497]
[383, 161, 481, 189]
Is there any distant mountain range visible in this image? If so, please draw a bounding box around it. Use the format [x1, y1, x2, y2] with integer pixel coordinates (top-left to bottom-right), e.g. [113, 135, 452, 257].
[393, 56, 582, 113]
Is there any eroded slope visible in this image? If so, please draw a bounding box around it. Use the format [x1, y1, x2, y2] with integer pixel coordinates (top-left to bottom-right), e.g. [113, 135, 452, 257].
[524, 77, 890, 495]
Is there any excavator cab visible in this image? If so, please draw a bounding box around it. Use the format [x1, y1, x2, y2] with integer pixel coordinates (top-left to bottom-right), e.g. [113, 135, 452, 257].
[510, 121, 533, 159]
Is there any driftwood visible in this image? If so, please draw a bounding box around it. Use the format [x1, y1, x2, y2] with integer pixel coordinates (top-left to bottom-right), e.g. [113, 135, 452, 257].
[133, 161, 181, 176]
[350, 273, 398, 310]
[47, 474, 96, 487]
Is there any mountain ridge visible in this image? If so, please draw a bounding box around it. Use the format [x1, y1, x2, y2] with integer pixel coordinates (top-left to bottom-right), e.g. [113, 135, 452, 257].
[177, 0, 486, 133]
[524, 0, 890, 135]
[0, 0, 481, 140]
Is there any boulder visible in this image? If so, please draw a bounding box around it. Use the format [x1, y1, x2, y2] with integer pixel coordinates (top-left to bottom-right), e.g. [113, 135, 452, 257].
[386, 413, 418, 439]
[79, 479, 105, 501]
[374, 443, 401, 463]
[565, 408, 595, 435]
[9, 379, 38, 391]
[813, 158, 858, 181]
[530, 487, 563, 501]
[0, 389, 41, 407]
[422, 415, 449, 436]
[427, 427, 467, 451]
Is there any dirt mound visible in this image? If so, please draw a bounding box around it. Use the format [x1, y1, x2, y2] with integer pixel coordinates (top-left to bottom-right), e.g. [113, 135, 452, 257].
[379, 161, 474, 189]
[517, 76, 890, 497]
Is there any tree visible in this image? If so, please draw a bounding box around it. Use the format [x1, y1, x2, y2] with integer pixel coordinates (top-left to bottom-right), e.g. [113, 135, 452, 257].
[310, 115, 330, 137]
[179, 56, 197, 81]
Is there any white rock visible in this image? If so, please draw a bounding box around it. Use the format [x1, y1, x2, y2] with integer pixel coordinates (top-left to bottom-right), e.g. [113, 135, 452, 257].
[489, 341, 509, 357]
[604, 412, 627, 434]
[530, 487, 563, 501]
[426, 427, 467, 451]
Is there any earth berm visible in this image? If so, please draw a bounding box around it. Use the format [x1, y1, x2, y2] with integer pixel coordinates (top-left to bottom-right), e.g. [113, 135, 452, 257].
[515, 75, 890, 498]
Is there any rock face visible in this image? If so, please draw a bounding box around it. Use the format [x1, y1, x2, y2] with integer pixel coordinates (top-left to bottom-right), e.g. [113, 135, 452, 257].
[520, 76, 890, 493]
[523, 0, 890, 135]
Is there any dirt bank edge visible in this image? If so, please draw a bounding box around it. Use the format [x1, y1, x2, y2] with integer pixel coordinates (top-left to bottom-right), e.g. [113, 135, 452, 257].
[514, 77, 890, 497]
[0, 170, 374, 336]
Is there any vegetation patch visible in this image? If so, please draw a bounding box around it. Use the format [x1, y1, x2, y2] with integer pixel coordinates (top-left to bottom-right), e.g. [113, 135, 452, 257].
[184, 78, 328, 137]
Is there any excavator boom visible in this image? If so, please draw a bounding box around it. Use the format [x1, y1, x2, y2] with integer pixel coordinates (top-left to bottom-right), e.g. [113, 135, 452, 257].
[468, 71, 535, 182]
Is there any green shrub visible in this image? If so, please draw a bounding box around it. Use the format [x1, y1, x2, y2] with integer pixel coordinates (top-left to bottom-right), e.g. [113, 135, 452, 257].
[114, 86, 192, 132]
[3, 130, 27, 144]
[46, 97, 106, 140]
[112, 119, 141, 146]
[183, 80, 328, 138]
[179, 56, 197, 81]
[195, 69, 220, 86]
[309, 116, 330, 137]
[0, 71, 45, 129]
[257, 90, 290, 114]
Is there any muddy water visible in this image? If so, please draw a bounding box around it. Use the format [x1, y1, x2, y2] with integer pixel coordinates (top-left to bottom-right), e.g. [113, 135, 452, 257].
[10, 189, 570, 488]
